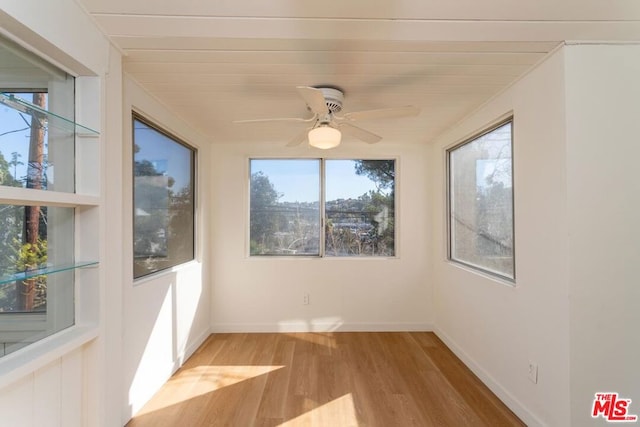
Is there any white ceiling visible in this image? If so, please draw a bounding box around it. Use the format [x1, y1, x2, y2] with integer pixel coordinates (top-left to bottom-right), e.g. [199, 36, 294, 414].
[79, 0, 640, 146]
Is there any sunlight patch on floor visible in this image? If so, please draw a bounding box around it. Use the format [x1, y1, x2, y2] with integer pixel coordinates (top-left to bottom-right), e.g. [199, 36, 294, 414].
[278, 393, 359, 427]
[135, 365, 284, 415]
[281, 331, 338, 349]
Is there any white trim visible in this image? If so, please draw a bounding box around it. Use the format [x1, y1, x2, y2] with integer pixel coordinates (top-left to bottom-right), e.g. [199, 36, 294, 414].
[0, 324, 98, 390]
[433, 326, 546, 427]
[132, 259, 201, 287]
[211, 322, 433, 333]
[0, 187, 100, 207]
[172, 326, 211, 371]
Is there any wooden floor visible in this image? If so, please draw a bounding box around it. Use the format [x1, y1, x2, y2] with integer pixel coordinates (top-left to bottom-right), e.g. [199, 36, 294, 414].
[127, 332, 524, 427]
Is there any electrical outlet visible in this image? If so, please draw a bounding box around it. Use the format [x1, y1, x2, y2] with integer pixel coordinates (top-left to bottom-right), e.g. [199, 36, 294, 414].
[528, 361, 538, 384]
[303, 293, 310, 305]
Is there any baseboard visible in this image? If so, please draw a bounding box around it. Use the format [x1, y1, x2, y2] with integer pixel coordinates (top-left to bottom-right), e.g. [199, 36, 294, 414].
[172, 326, 212, 372]
[211, 322, 433, 333]
[127, 326, 213, 420]
[433, 327, 546, 427]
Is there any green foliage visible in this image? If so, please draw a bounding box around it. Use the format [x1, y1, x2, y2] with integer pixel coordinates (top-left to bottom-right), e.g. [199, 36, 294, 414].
[135, 159, 163, 177]
[0, 152, 22, 187]
[133, 152, 194, 277]
[14, 238, 48, 271]
[325, 189, 394, 256]
[0, 238, 48, 312]
[250, 171, 281, 209]
[354, 160, 395, 191]
[249, 172, 283, 254]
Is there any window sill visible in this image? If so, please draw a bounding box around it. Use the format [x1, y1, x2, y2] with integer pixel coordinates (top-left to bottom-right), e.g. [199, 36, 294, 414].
[0, 323, 99, 390]
[247, 255, 398, 261]
[447, 259, 517, 287]
[133, 259, 201, 286]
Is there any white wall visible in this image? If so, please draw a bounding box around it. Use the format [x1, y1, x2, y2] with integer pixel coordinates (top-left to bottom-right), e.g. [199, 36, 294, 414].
[0, 1, 116, 426]
[430, 48, 571, 426]
[210, 141, 433, 332]
[564, 44, 640, 426]
[121, 77, 212, 420]
[0, 5, 213, 424]
[431, 43, 640, 427]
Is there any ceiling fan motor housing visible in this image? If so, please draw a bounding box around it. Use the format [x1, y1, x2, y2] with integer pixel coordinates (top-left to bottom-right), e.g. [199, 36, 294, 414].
[318, 87, 344, 113]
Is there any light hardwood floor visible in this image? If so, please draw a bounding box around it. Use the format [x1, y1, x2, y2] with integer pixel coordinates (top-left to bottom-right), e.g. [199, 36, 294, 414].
[126, 332, 525, 427]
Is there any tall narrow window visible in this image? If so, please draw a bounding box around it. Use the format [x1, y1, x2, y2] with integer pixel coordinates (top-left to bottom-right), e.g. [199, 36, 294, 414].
[249, 159, 395, 257]
[133, 115, 196, 278]
[0, 34, 94, 357]
[448, 119, 514, 280]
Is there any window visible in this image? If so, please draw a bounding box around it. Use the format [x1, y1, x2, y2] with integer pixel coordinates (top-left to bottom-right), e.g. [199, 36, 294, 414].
[133, 115, 196, 278]
[250, 159, 395, 257]
[447, 119, 514, 280]
[0, 35, 95, 357]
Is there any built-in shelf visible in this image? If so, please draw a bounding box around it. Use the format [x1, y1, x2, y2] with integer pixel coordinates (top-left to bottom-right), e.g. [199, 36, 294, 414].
[0, 92, 99, 137]
[0, 187, 100, 207]
[0, 261, 98, 286]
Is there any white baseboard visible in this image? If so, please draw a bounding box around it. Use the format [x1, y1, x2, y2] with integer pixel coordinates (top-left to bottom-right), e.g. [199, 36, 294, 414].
[134, 324, 543, 425]
[172, 326, 212, 371]
[210, 322, 433, 333]
[433, 327, 546, 427]
[127, 326, 212, 420]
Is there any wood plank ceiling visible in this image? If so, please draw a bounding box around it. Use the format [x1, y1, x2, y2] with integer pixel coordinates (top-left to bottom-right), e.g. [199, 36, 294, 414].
[79, 0, 640, 146]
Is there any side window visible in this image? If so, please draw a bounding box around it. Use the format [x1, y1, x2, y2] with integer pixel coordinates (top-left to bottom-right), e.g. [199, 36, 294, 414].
[0, 35, 95, 357]
[447, 119, 515, 280]
[249, 158, 395, 257]
[133, 115, 196, 279]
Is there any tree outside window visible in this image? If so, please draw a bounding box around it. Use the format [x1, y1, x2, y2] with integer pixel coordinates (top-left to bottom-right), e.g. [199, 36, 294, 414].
[448, 119, 514, 280]
[133, 115, 195, 278]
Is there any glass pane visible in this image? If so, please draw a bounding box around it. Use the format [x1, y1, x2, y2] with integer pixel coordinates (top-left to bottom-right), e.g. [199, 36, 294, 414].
[250, 159, 320, 256]
[0, 205, 75, 357]
[0, 35, 76, 193]
[449, 121, 514, 279]
[325, 160, 395, 257]
[133, 117, 195, 278]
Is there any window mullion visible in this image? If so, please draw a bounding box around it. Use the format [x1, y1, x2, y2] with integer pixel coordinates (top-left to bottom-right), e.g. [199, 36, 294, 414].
[319, 158, 326, 257]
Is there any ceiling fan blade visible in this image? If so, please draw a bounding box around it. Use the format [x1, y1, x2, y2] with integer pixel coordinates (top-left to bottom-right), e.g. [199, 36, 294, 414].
[296, 86, 329, 116]
[341, 105, 420, 122]
[286, 128, 310, 147]
[233, 116, 315, 124]
[339, 122, 382, 144]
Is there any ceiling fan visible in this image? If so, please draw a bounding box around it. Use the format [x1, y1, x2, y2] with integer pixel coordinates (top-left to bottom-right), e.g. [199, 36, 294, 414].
[234, 86, 420, 149]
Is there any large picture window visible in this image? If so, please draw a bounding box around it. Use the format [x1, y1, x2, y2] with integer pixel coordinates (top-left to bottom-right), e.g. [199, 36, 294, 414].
[447, 119, 514, 280]
[250, 159, 395, 257]
[133, 115, 195, 279]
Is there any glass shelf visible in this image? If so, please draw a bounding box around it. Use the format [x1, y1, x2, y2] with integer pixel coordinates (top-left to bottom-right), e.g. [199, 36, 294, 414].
[0, 261, 98, 286]
[0, 92, 98, 137]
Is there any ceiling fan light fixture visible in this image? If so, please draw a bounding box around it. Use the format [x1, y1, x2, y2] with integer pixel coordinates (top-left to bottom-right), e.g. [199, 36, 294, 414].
[308, 125, 341, 149]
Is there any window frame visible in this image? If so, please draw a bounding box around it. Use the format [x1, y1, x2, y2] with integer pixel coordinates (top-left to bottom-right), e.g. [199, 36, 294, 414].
[248, 157, 397, 259]
[446, 117, 516, 282]
[132, 113, 197, 279]
[0, 30, 101, 372]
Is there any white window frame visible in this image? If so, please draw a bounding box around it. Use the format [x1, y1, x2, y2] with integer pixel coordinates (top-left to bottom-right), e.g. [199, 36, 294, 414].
[446, 117, 515, 282]
[0, 36, 100, 386]
[248, 157, 397, 258]
[132, 113, 197, 280]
